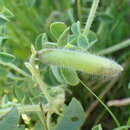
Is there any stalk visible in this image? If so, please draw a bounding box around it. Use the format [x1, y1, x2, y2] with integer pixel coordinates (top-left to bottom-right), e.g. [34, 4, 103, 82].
[83, 0, 100, 35]
[80, 80, 120, 127]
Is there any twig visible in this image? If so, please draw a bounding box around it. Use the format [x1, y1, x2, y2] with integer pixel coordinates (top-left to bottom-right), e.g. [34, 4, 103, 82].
[85, 76, 119, 119]
[47, 112, 52, 130]
[80, 78, 120, 127]
[0, 104, 47, 115]
[40, 103, 48, 130]
[0, 61, 31, 78]
[83, 0, 100, 35]
[25, 46, 51, 102]
[107, 98, 130, 107]
[98, 39, 130, 55]
[76, 0, 82, 23]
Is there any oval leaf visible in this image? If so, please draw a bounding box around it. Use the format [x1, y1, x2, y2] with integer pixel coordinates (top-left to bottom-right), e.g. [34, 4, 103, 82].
[0, 52, 15, 63]
[71, 21, 80, 35]
[2, 7, 14, 18]
[0, 36, 8, 47]
[58, 27, 70, 47]
[51, 65, 65, 83]
[60, 68, 80, 86]
[0, 14, 9, 25]
[50, 22, 67, 40]
[77, 34, 89, 49]
[55, 98, 85, 130]
[0, 107, 19, 130]
[35, 33, 48, 50]
[86, 31, 98, 49]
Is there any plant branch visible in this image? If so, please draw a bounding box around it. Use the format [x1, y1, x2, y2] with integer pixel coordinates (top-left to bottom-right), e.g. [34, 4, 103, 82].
[107, 98, 130, 107]
[25, 46, 51, 102]
[98, 39, 130, 55]
[83, 0, 100, 35]
[0, 61, 31, 78]
[76, 0, 82, 23]
[40, 103, 49, 130]
[80, 79, 120, 127]
[0, 105, 47, 115]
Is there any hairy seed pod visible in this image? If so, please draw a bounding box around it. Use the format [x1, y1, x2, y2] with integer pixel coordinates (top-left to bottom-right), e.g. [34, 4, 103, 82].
[38, 49, 123, 76]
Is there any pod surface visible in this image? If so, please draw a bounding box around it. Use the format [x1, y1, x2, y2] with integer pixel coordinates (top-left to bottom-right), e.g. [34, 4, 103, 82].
[38, 49, 123, 76]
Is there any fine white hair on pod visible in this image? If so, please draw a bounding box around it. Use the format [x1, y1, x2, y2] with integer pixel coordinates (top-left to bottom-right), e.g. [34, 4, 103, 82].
[38, 48, 123, 76]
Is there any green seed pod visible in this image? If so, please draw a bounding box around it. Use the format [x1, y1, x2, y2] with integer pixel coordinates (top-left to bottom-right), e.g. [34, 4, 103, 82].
[38, 49, 123, 76]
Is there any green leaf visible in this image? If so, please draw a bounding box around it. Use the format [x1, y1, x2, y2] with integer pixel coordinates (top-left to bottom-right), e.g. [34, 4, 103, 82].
[33, 121, 44, 130]
[44, 67, 59, 86]
[55, 98, 85, 130]
[78, 31, 97, 49]
[14, 86, 25, 101]
[113, 126, 130, 130]
[126, 117, 130, 130]
[2, 95, 9, 105]
[35, 33, 48, 50]
[0, 107, 19, 130]
[15, 125, 25, 130]
[0, 66, 8, 77]
[127, 117, 130, 125]
[0, 36, 8, 47]
[42, 42, 57, 48]
[0, 14, 9, 25]
[2, 7, 14, 18]
[0, 52, 15, 63]
[60, 68, 80, 86]
[98, 13, 114, 24]
[51, 66, 65, 83]
[87, 31, 97, 48]
[77, 34, 89, 49]
[92, 124, 103, 130]
[25, 0, 36, 8]
[71, 21, 80, 35]
[57, 27, 70, 47]
[67, 34, 77, 45]
[50, 22, 67, 40]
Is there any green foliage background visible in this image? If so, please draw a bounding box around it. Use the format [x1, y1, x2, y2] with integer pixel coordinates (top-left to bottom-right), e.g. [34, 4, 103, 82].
[0, 0, 130, 129]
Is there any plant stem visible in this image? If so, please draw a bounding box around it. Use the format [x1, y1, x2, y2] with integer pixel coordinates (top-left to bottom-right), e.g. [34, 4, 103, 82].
[76, 0, 82, 23]
[83, 0, 100, 35]
[40, 103, 48, 130]
[0, 61, 31, 78]
[0, 105, 47, 115]
[25, 47, 51, 102]
[98, 39, 130, 55]
[80, 79, 120, 127]
[107, 98, 130, 107]
[47, 112, 52, 130]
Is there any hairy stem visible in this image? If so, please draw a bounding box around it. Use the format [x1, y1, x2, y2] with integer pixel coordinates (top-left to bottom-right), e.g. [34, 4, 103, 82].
[83, 0, 100, 35]
[76, 0, 82, 23]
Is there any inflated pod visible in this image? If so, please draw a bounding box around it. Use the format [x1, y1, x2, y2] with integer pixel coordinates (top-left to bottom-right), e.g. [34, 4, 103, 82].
[38, 49, 123, 76]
